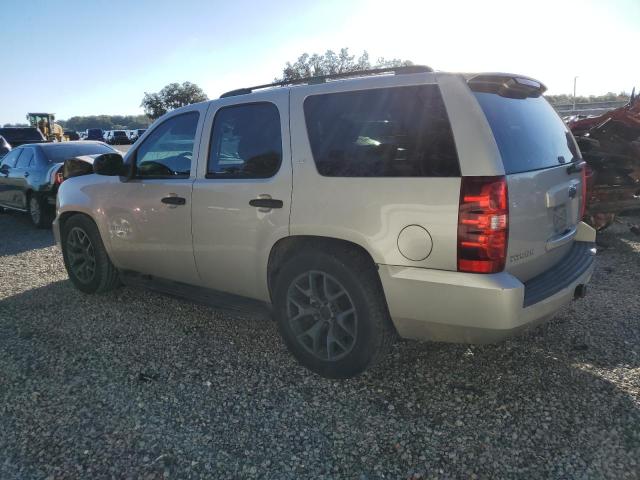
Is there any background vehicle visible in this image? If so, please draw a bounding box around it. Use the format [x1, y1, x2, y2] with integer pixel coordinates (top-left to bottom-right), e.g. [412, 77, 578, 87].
[85, 128, 103, 141]
[64, 130, 80, 141]
[567, 90, 640, 230]
[0, 135, 10, 159]
[128, 128, 146, 142]
[26, 112, 66, 142]
[105, 130, 130, 145]
[0, 127, 47, 148]
[54, 67, 596, 378]
[0, 141, 116, 227]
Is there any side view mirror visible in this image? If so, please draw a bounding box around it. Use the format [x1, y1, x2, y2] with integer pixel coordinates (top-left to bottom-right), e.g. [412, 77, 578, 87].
[93, 153, 126, 176]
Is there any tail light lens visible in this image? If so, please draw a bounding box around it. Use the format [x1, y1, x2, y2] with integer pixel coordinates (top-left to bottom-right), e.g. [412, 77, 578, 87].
[457, 176, 509, 273]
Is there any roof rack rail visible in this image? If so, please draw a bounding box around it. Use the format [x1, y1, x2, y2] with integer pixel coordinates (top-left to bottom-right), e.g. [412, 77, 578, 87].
[220, 65, 433, 98]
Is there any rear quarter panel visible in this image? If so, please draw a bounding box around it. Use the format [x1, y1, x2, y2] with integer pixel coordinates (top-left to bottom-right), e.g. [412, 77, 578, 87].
[289, 74, 462, 270]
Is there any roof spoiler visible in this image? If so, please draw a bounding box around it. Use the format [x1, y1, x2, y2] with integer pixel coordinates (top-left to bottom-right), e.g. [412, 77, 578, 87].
[467, 73, 547, 99]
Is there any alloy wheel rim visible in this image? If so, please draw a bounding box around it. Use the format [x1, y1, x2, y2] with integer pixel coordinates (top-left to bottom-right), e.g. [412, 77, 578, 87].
[66, 227, 96, 283]
[286, 270, 358, 361]
[29, 198, 40, 225]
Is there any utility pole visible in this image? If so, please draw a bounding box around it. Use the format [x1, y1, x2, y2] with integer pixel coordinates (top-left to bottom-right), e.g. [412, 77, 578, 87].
[572, 76, 578, 111]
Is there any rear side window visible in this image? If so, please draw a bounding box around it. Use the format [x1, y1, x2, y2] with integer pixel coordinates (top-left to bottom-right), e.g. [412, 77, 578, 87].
[303, 85, 460, 177]
[16, 148, 34, 168]
[207, 103, 282, 179]
[473, 92, 579, 174]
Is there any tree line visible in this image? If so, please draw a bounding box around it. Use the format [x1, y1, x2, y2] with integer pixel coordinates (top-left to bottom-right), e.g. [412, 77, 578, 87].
[3, 114, 151, 131]
[544, 92, 630, 105]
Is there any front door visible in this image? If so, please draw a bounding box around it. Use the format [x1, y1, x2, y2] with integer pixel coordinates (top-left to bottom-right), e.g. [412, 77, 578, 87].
[191, 90, 292, 301]
[0, 149, 25, 209]
[103, 109, 205, 285]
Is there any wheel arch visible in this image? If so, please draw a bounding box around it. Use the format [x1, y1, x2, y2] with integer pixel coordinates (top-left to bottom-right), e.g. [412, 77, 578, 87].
[267, 235, 379, 302]
[57, 209, 110, 253]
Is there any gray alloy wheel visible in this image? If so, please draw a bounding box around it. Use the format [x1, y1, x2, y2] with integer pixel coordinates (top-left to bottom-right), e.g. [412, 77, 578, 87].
[29, 196, 42, 226]
[286, 270, 358, 362]
[65, 226, 97, 284]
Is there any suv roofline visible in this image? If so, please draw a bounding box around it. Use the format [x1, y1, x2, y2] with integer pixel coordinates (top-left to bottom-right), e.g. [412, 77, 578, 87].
[220, 65, 434, 98]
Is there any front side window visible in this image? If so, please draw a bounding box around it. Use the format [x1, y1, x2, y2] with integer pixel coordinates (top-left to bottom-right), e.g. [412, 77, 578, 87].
[16, 148, 34, 168]
[135, 112, 199, 178]
[1, 149, 23, 168]
[207, 103, 282, 179]
[304, 85, 460, 177]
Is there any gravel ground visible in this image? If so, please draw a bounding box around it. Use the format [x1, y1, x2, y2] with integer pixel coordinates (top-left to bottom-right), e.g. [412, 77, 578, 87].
[1, 211, 639, 480]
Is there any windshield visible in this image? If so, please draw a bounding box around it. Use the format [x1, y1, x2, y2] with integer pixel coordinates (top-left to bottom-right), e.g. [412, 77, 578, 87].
[43, 143, 114, 163]
[473, 92, 579, 174]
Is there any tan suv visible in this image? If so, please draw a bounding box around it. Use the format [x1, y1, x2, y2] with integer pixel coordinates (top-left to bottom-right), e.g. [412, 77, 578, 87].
[53, 66, 596, 378]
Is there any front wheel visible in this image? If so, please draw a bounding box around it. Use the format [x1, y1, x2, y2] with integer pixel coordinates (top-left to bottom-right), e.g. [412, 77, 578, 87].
[61, 214, 120, 294]
[273, 249, 396, 378]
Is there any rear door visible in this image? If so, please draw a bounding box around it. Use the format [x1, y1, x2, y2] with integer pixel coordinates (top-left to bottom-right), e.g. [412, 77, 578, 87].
[191, 89, 292, 301]
[472, 88, 584, 281]
[14, 147, 35, 209]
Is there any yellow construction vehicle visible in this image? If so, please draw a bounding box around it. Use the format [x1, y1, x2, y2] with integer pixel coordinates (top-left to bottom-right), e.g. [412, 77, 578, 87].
[26, 113, 66, 142]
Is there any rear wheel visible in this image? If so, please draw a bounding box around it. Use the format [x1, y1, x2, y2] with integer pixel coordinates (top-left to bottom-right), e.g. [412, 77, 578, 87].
[273, 248, 395, 378]
[61, 214, 120, 294]
[28, 194, 53, 228]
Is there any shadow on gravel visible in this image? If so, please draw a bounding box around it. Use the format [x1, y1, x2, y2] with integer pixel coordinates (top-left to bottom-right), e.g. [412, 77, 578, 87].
[0, 211, 54, 256]
[1, 273, 639, 479]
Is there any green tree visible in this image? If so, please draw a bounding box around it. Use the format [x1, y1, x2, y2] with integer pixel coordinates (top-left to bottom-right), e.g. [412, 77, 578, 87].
[277, 48, 414, 82]
[140, 82, 209, 119]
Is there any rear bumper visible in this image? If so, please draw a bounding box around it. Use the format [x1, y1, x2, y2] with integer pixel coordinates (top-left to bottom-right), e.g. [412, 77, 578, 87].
[379, 241, 596, 344]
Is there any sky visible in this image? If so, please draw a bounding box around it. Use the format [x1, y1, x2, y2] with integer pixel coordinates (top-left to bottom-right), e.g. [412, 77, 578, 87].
[0, 0, 638, 125]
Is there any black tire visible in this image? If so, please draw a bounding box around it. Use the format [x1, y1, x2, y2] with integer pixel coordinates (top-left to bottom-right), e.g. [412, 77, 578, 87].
[61, 214, 120, 294]
[28, 194, 54, 229]
[273, 247, 396, 379]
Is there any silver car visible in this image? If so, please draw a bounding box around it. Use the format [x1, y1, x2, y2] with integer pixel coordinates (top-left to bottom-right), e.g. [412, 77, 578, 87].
[53, 67, 596, 378]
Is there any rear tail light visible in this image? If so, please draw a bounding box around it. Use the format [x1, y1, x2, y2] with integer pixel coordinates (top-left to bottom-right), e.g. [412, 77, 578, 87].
[457, 176, 509, 273]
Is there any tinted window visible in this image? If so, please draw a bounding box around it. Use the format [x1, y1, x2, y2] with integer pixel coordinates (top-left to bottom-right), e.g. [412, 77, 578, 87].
[206, 103, 282, 179]
[473, 92, 578, 174]
[304, 86, 460, 177]
[135, 112, 199, 178]
[1, 149, 22, 168]
[43, 143, 115, 163]
[16, 148, 34, 168]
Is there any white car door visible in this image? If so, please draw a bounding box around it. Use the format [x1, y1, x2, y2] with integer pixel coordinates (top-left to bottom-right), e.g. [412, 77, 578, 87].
[101, 106, 206, 285]
[191, 89, 292, 301]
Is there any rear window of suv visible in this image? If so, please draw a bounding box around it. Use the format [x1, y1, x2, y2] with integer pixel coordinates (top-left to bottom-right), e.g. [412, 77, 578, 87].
[304, 85, 460, 177]
[473, 92, 579, 174]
